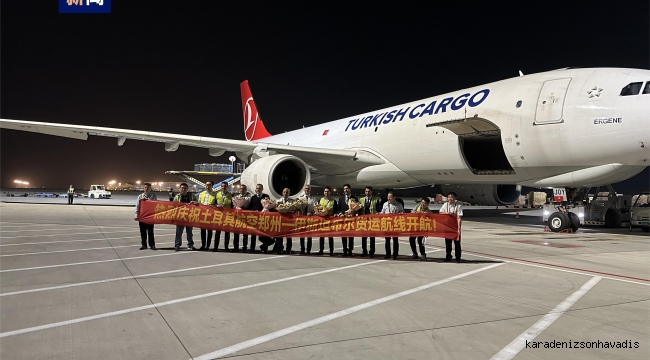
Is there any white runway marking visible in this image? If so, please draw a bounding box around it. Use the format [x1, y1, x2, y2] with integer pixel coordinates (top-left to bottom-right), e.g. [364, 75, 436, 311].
[427, 244, 650, 287]
[0, 260, 385, 338]
[0, 226, 137, 233]
[490, 276, 602, 360]
[192, 263, 504, 359]
[0, 229, 141, 239]
[0, 241, 176, 257]
[0, 233, 176, 247]
[0, 251, 197, 273]
[0, 222, 138, 229]
[1, 256, 283, 297]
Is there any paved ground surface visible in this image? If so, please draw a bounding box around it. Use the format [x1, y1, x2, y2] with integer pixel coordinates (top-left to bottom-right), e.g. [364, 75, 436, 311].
[0, 202, 648, 360]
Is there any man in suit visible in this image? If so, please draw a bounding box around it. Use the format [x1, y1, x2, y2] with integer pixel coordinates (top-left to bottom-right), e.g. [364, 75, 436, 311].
[338, 184, 358, 256]
[299, 184, 317, 254]
[317, 186, 337, 256]
[258, 194, 277, 253]
[247, 184, 268, 253]
[232, 184, 251, 252]
[359, 186, 381, 257]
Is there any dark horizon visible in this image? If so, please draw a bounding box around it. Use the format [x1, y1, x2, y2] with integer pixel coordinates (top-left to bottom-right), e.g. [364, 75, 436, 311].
[2, 2, 649, 193]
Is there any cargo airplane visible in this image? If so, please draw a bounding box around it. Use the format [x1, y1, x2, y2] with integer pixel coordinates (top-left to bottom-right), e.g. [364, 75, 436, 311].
[2, 67, 649, 229]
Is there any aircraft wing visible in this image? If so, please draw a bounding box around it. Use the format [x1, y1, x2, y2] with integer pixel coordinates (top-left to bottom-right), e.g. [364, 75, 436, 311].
[0, 118, 383, 175]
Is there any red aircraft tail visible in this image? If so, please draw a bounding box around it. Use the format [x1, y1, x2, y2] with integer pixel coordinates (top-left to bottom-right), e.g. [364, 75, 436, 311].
[240, 80, 272, 141]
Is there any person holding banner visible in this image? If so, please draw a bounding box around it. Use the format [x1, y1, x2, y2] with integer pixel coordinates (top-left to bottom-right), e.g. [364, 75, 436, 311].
[214, 181, 233, 252]
[338, 184, 358, 256]
[317, 186, 337, 256]
[135, 182, 157, 250]
[197, 181, 217, 251]
[232, 184, 251, 253]
[259, 194, 278, 253]
[359, 186, 380, 257]
[299, 184, 317, 254]
[275, 187, 294, 254]
[439, 191, 463, 262]
[381, 191, 404, 259]
[248, 184, 269, 253]
[174, 183, 198, 251]
[409, 197, 431, 260]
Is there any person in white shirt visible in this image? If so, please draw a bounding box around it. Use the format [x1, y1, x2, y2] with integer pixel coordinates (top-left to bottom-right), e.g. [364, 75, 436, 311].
[381, 191, 404, 259]
[233, 184, 252, 252]
[299, 184, 317, 254]
[275, 187, 294, 254]
[439, 191, 463, 262]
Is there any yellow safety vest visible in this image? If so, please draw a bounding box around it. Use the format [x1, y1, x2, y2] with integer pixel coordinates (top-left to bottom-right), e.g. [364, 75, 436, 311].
[319, 197, 335, 216]
[413, 204, 432, 213]
[359, 196, 379, 214]
[216, 191, 233, 207]
[199, 191, 217, 205]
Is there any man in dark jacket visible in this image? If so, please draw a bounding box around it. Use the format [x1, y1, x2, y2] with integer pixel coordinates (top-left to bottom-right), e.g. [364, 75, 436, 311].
[247, 183, 269, 253]
[338, 184, 358, 256]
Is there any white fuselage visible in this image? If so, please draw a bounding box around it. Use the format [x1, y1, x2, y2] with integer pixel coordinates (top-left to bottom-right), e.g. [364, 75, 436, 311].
[256, 68, 650, 189]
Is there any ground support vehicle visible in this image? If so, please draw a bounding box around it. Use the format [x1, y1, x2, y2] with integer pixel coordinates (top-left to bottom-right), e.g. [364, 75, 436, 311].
[543, 186, 632, 233]
[88, 185, 112, 199]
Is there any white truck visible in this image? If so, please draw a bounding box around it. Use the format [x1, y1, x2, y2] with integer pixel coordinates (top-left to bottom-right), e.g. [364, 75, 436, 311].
[88, 185, 112, 199]
[630, 193, 649, 232]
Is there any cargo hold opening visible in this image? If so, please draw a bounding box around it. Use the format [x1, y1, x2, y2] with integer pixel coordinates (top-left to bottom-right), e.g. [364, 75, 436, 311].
[426, 117, 515, 175]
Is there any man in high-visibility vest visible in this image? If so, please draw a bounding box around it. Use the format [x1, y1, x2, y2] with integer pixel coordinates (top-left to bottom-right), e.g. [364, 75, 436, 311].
[359, 186, 381, 257]
[214, 181, 233, 252]
[198, 181, 217, 251]
[317, 186, 337, 256]
[67, 185, 75, 205]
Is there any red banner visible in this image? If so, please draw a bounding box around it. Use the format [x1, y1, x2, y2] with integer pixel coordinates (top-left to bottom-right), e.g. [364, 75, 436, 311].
[138, 200, 459, 239]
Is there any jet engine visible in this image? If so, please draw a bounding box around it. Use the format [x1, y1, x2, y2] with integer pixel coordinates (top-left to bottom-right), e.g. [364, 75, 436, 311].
[440, 184, 522, 206]
[240, 154, 311, 199]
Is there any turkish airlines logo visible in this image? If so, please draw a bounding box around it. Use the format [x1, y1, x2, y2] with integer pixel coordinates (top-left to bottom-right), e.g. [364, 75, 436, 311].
[244, 97, 259, 141]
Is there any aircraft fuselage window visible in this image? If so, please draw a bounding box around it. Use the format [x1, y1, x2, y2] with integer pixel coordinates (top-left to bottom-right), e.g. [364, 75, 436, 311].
[620, 82, 643, 96]
[516, 100, 522, 108]
[642, 82, 650, 94]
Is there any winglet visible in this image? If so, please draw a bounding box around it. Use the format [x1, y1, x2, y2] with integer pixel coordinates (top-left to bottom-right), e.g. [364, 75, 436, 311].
[240, 80, 272, 141]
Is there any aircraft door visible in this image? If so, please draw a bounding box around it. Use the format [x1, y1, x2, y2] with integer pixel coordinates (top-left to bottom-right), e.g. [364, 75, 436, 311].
[535, 78, 572, 124]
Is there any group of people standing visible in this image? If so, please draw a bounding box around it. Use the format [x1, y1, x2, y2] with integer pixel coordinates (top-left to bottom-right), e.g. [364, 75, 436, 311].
[135, 182, 463, 262]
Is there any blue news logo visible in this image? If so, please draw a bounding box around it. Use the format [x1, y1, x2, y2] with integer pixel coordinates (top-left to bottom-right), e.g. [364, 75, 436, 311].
[59, 0, 111, 14]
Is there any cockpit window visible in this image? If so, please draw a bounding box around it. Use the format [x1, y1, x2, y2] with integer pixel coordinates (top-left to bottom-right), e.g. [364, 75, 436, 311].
[643, 82, 650, 94]
[620, 82, 643, 96]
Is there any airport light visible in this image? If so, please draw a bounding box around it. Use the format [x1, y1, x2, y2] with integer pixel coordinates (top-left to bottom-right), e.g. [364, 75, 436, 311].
[136, 181, 141, 185]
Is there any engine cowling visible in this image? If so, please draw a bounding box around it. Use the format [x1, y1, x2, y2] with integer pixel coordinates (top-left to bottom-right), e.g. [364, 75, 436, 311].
[240, 154, 311, 199]
[440, 184, 521, 206]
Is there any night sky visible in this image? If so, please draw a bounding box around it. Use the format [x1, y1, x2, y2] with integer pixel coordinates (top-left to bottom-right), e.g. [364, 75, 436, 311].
[1, 2, 649, 193]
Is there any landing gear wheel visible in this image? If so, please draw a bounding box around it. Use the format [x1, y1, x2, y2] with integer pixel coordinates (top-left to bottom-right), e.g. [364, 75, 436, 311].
[567, 212, 580, 232]
[604, 209, 621, 228]
[548, 212, 570, 232]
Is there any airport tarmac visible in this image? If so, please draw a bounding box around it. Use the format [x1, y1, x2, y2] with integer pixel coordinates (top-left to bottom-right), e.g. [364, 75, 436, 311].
[0, 202, 648, 360]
